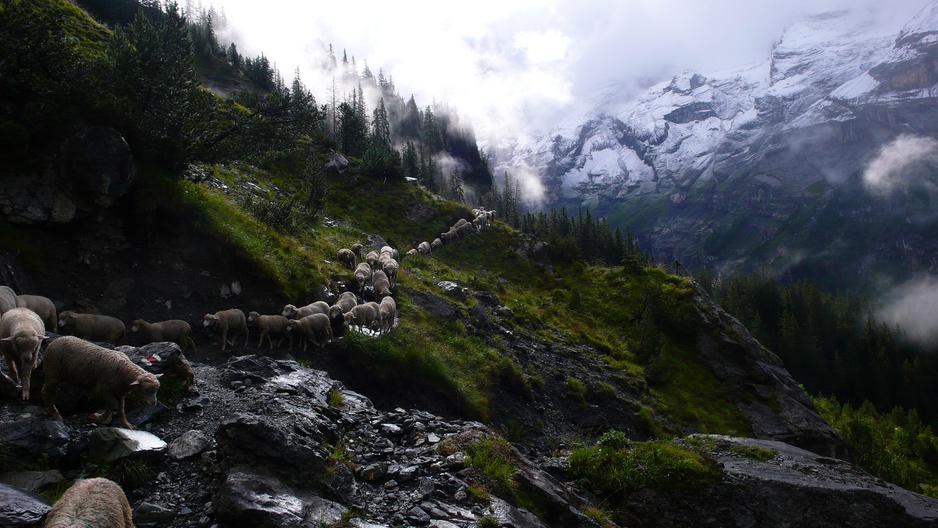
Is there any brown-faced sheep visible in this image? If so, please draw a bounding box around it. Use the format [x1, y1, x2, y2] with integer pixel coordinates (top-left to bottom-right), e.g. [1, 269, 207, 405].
[16, 294, 56, 332]
[378, 296, 397, 335]
[286, 313, 332, 351]
[44, 477, 134, 528]
[281, 301, 330, 319]
[329, 291, 359, 319]
[42, 335, 161, 429]
[372, 270, 392, 299]
[0, 307, 45, 400]
[337, 248, 356, 269]
[58, 311, 125, 345]
[0, 285, 16, 314]
[247, 312, 293, 350]
[202, 309, 248, 351]
[354, 262, 372, 292]
[131, 319, 196, 354]
[343, 301, 380, 333]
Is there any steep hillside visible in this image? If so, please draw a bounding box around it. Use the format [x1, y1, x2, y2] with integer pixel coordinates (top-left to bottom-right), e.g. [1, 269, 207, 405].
[497, 4, 938, 291]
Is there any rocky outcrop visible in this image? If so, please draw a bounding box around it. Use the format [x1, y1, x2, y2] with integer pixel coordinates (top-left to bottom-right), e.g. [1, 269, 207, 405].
[0, 126, 136, 224]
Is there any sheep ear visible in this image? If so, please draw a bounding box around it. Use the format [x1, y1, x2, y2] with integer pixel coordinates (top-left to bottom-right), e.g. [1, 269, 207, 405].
[129, 380, 140, 386]
[155, 374, 163, 379]
[1, 336, 13, 342]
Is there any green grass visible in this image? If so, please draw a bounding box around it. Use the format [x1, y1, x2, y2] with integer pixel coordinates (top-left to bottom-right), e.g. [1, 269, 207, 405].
[729, 444, 777, 462]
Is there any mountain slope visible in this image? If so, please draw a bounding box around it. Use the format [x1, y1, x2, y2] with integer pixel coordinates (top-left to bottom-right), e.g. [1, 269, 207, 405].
[499, 4, 938, 290]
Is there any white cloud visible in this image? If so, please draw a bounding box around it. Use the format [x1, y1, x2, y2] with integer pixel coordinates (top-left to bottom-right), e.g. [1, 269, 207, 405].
[877, 275, 938, 347]
[863, 134, 938, 196]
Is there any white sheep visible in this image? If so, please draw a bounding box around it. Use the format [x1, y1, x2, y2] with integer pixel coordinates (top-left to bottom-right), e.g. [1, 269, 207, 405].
[406, 248, 418, 257]
[131, 319, 196, 353]
[343, 302, 380, 333]
[337, 248, 356, 269]
[44, 477, 134, 528]
[354, 262, 373, 292]
[440, 229, 458, 244]
[380, 245, 400, 262]
[378, 296, 397, 335]
[485, 210, 497, 221]
[455, 222, 475, 238]
[202, 309, 248, 351]
[58, 311, 125, 345]
[329, 291, 359, 319]
[430, 238, 443, 251]
[0, 307, 45, 400]
[247, 312, 293, 350]
[282, 301, 330, 319]
[365, 250, 380, 270]
[453, 218, 469, 229]
[42, 335, 161, 429]
[417, 241, 432, 255]
[286, 313, 332, 351]
[382, 258, 400, 289]
[473, 213, 488, 229]
[15, 294, 57, 332]
[0, 285, 16, 314]
[372, 270, 392, 299]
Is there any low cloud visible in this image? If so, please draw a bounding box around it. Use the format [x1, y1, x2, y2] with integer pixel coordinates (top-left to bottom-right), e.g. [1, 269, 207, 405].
[863, 134, 938, 196]
[876, 275, 938, 347]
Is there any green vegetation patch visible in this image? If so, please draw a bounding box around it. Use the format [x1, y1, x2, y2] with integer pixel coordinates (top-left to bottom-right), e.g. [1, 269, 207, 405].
[568, 430, 722, 500]
[728, 444, 777, 462]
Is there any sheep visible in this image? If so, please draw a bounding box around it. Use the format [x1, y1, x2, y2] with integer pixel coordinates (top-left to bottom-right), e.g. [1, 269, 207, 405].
[337, 248, 356, 269]
[455, 222, 475, 238]
[473, 214, 488, 229]
[380, 245, 400, 262]
[378, 296, 397, 335]
[247, 312, 293, 350]
[405, 248, 419, 257]
[43, 477, 134, 528]
[350, 243, 364, 260]
[15, 294, 56, 332]
[365, 250, 380, 270]
[382, 258, 399, 289]
[286, 313, 332, 351]
[430, 238, 443, 251]
[417, 241, 432, 255]
[202, 309, 248, 351]
[0, 307, 45, 400]
[453, 218, 469, 229]
[440, 229, 458, 244]
[485, 210, 497, 221]
[0, 285, 16, 314]
[329, 291, 358, 319]
[42, 335, 161, 429]
[343, 302, 380, 333]
[282, 301, 330, 319]
[131, 319, 196, 354]
[58, 311, 125, 345]
[354, 262, 373, 292]
[372, 270, 392, 299]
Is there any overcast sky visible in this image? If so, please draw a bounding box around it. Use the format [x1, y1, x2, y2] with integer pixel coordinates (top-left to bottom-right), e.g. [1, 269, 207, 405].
[206, 0, 930, 143]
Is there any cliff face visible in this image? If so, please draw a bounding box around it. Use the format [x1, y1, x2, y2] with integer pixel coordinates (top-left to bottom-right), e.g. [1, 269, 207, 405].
[498, 4, 938, 289]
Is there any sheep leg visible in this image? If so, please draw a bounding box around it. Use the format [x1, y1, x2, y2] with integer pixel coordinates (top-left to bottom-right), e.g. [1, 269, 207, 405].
[42, 382, 63, 421]
[244, 326, 250, 347]
[257, 330, 266, 348]
[116, 397, 133, 430]
[186, 337, 197, 354]
[3, 354, 19, 385]
[19, 360, 31, 400]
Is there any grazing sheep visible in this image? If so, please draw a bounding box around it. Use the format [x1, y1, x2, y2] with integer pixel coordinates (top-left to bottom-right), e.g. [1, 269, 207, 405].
[337, 248, 356, 269]
[247, 312, 293, 350]
[58, 311, 125, 345]
[406, 248, 419, 257]
[286, 313, 332, 351]
[0, 307, 45, 400]
[42, 335, 161, 429]
[202, 309, 248, 351]
[343, 302, 380, 333]
[131, 319, 196, 354]
[430, 238, 443, 251]
[16, 294, 57, 332]
[44, 477, 134, 528]
[453, 218, 469, 229]
[329, 291, 358, 319]
[455, 222, 475, 238]
[372, 270, 392, 299]
[440, 230, 458, 244]
[351, 243, 364, 259]
[354, 262, 373, 292]
[417, 241, 432, 255]
[485, 210, 497, 221]
[378, 296, 397, 335]
[0, 286, 16, 314]
[380, 245, 400, 262]
[282, 301, 330, 319]
[382, 258, 399, 289]
[365, 250, 380, 270]
[473, 214, 488, 229]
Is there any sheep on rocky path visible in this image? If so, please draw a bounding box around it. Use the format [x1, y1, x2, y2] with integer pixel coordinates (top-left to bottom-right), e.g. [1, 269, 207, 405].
[16, 294, 56, 332]
[202, 309, 248, 351]
[0, 286, 16, 314]
[329, 292, 359, 319]
[132, 319, 196, 354]
[344, 302, 380, 334]
[372, 270, 392, 300]
[282, 301, 330, 319]
[337, 248, 356, 269]
[42, 335, 161, 430]
[58, 311, 125, 345]
[354, 262, 373, 293]
[248, 312, 293, 350]
[0, 307, 45, 400]
[382, 258, 399, 289]
[286, 313, 332, 352]
[44, 477, 134, 528]
[378, 296, 397, 335]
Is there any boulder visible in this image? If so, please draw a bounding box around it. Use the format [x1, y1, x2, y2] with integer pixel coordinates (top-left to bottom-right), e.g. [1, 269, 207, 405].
[0, 483, 50, 528]
[89, 427, 167, 464]
[0, 417, 69, 466]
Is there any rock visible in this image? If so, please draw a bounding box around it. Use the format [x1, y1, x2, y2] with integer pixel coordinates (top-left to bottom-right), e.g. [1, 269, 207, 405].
[134, 501, 178, 527]
[168, 430, 212, 460]
[403, 287, 459, 320]
[223, 355, 296, 387]
[89, 427, 167, 463]
[0, 483, 50, 527]
[360, 463, 389, 483]
[436, 281, 467, 297]
[324, 150, 349, 174]
[0, 417, 69, 466]
[0, 470, 64, 493]
[121, 341, 196, 389]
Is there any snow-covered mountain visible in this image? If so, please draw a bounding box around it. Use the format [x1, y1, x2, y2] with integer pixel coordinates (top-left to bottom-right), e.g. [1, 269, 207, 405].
[497, 3, 938, 289]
